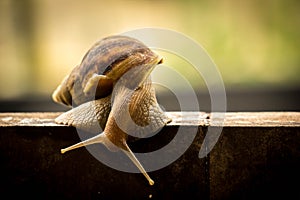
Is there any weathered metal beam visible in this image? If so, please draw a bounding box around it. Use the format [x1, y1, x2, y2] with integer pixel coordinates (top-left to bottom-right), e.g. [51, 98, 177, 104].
[0, 112, 299, 199]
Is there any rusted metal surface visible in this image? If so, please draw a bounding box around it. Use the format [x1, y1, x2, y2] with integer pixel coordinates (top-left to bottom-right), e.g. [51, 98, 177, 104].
[0, 112, 208, 199]
[0, 112, 299, 199]
[1, 112, 300, 127]
[209, 112, 300, 127]
[0, 112, 61, 126]
[0, 112, 210, 127]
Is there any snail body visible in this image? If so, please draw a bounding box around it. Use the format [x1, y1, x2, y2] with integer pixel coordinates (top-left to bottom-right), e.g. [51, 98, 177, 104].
[52, 35, 171, 185]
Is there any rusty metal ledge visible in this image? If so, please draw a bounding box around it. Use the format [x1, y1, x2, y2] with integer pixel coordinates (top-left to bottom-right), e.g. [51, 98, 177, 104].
[1, 112, 300, 127]
[0, 112, 299, 199]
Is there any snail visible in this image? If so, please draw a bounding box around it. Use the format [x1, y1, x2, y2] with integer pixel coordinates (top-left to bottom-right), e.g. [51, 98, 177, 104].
[52, 35, 172, 185]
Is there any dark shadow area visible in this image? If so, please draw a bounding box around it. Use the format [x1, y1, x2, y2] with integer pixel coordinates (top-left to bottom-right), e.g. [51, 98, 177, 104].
[1, 87, 299, 112]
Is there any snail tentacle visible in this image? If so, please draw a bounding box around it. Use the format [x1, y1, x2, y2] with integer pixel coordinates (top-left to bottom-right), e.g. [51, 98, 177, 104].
[60, 132, 119, 154]
[121, 142, 154, 186]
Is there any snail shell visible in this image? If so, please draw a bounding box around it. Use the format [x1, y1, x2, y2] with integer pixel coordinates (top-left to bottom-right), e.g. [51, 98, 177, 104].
[52, 35, 171, 185]
[52, 35, 159, 107]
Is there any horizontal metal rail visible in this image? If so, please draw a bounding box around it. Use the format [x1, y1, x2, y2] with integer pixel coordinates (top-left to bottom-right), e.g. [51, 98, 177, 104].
[0, 112, 299, 199]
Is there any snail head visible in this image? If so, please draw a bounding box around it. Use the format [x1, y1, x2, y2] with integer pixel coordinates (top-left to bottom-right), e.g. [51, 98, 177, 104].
[106, 49, 163, 90]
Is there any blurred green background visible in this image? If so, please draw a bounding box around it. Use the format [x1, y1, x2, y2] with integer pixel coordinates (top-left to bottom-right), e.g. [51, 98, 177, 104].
[0, 0, 299, 111]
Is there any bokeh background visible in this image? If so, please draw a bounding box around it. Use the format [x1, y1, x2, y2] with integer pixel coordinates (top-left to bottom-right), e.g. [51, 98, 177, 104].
[0, 0, 299, 111]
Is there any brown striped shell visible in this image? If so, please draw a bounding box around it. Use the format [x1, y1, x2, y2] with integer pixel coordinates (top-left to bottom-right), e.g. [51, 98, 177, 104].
[52, 35, 160, 107]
